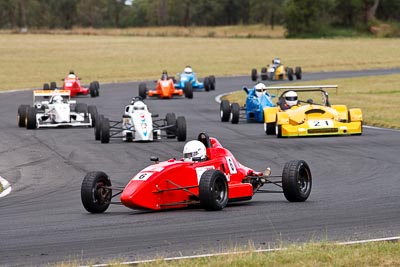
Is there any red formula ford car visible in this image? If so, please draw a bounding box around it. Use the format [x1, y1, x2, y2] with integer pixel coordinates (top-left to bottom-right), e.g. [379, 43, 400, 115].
[43, 72, 99, 98]
[81, 133, 312, 213]
[138, 71, 193, 99]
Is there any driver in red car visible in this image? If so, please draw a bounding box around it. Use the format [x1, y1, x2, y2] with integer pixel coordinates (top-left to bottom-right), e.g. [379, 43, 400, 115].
[182, 140, 207, 162]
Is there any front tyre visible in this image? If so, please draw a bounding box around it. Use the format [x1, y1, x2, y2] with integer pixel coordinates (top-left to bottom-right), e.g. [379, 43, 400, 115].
[176, 116, 187, 141]
[81, 171, 112, 213]
[282, 160, 312, 202]
[251, 69, 257, 82]
[220, 100, 231, 122]
[264, 122, 276, 135]
[100, 117, 110, 143]
[199, 170, 228, 211]
[88, 105, 98, 127]
[139, 83, 147, 99]
[18, 104, 29, 127]
[94, 114, 104, 141]
[26, 107, 37, 129]
[230, 103, 240, 124]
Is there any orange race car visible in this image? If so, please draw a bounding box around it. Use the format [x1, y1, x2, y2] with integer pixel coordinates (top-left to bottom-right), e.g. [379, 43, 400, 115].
[138, 71, 193, 99]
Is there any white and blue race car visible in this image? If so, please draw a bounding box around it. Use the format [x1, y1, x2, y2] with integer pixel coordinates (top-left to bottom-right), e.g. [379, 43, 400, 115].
[95, 97, 186, 143]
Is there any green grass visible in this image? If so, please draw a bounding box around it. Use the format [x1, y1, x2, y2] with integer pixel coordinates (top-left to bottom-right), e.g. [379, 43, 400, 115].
[1, 34, 400, 91]
[223, 74, 400, 129]
[57, 241, 400, 267]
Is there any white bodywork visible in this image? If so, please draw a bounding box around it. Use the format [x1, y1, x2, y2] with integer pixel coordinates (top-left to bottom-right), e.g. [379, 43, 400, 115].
[33, 90, 92, 128]
[122, 101, 160, 141]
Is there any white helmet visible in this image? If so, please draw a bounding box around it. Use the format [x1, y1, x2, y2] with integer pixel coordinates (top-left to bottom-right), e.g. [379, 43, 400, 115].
[254, 83, 267, 97]
[133, 101, 147, 111]
[285, 91, 298, 107]
[52, 95, 63, 103]
[183, 140, 207, 162]
[184, 66, 193, 74]
[68, 74, 76, 79]
[273, 58, 281, 65]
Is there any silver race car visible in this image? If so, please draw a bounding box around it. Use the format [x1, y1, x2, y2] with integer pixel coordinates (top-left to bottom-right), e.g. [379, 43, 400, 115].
[18, 90, 97, 129]
[95, 97, 186, 143]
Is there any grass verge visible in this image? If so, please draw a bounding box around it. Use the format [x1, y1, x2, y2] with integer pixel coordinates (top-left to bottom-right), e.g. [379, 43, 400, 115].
[223, 74, 400, 129]
[1, 34, 400, 91]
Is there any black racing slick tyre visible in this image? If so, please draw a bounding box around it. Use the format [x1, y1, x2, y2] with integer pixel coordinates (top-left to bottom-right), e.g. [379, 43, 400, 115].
[18, 104, 29, 127]
[282, 160, 312, 202]
[251, 68, 257, 82]
[43, 83, 50, 90]
[81, 171, 112, 213]
[220, 100, 231, 122]
[230, 103, 240, 124]
[264, 122, 276, 135]
[94, 114, 104, 141]
[50, 81, 57, 90]
[88, 105, 98, 127]
[199, 170, 228, 211]
[165, 112, 176, 137]
[276, 124, 283, 138]
[203, 77, 210, 91]
[94, 81, 100, 96]
[176, 116, 187, 142]
[287, 67, 294, 81]
[139, 83, 147, 99]
[295, 66, 302, 80]
[100, 117, 110, 143]
[89, 82, 97, 97]
[26, 107, 37, 129]
[209, 75, 216, 90]
[261, 67, 268, 81]
[75, 103, 88, 117]
[184, 83, 193, 99]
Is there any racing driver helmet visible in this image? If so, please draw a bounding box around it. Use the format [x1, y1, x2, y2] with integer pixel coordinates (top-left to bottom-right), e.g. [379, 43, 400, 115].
[133, 101, 147, 111]
[68, 74, 76, 79]
[183, 140, 207, 162]
[51, 94, 63, 104]
[285, 91, 298, 107]
[184, 66, 193, 74]
[254, 82, 267, 97]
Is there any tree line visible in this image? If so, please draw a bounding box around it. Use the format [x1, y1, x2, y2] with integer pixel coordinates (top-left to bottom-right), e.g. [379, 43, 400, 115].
[0, 0, 398, 36]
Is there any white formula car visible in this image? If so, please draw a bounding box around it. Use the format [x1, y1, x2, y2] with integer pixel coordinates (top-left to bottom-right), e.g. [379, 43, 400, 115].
[95, 97, 186, 143]
[17, 90, 97, 129]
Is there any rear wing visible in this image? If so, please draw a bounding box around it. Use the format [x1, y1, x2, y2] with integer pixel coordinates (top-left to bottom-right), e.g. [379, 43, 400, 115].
[33, 90, 71, 97]
[265, 85, 338, 95]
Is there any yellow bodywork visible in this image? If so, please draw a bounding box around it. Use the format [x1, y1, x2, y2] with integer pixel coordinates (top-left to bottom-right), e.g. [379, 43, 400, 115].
[264, 104, 363, 137]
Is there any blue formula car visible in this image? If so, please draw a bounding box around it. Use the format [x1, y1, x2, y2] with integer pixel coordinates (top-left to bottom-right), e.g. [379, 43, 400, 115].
[174, 66, 216, 92]
[220, 83, 275, 124]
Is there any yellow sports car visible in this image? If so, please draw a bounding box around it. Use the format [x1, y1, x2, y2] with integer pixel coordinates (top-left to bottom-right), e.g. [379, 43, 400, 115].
[263, 85, 363, 137]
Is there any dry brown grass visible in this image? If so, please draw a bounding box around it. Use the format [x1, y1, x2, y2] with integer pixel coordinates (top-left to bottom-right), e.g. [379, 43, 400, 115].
[1, 33, 400, 91]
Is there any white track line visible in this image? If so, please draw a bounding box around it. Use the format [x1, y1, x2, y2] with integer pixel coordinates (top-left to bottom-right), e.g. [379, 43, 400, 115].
[82, 236, 400, 267]
[0, 176, 12, 198]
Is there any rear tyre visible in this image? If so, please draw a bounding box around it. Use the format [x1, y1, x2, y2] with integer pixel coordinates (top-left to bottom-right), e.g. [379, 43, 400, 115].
[89, 82, 97, 97]
[50, 81, 57, 90]
[264, 122, 276, 135]
[199, 170, 228, 211]
[295, 66, 302, 80]
[26, 107, 37, 129]
[165, 112, 176, 137]
[209, 75, 216, 90]
[81, 171, 112, 213]
[287, 68, 294, 81]
[139, 83, 147, 99]
[94, 81, 100, 96]
[43, 83, 50, 90]
[276, 124, 282, 138]
[282, 160, 312, 202]
[203, 77, 210, 92]
[261, 67, 268, 81]
[176, 116, 187, 141]
[94, 114, 104, 141]
[251, 69, 257, 81]
[230, 103, 240, 124]
[88, 105, 98, 127]
[220, 100, 231, 122]
[18, 104, 29, 127]
[100, 117, 110, 143]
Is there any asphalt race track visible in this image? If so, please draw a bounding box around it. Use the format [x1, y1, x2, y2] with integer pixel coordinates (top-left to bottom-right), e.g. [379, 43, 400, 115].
[1, 69, 400, 266]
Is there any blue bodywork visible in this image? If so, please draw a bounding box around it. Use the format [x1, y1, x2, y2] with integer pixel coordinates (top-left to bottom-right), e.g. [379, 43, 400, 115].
[174, 72, 205, 90]
[243, 86, 275, 122]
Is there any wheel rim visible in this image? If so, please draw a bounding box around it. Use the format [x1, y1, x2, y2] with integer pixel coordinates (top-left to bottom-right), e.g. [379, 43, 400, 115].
[94, 181, 110, 205]
[298, 167, 311, 194]
[213, 178, 227, 204]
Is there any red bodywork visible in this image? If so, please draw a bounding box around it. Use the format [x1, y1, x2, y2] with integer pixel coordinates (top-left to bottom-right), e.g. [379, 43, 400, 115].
[148, 78, 184, 99]
[120, 137, 255, 210]
[63, 76, 90, 97]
